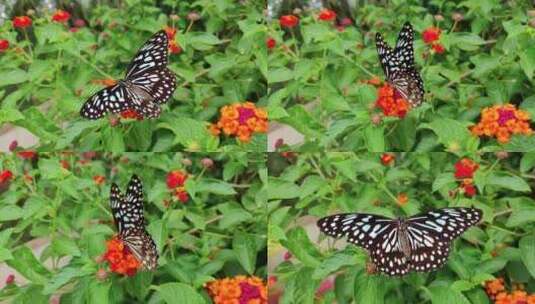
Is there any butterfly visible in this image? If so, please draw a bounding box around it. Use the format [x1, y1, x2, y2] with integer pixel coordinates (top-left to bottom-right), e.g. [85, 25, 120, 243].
[110, 174, 158, 270]
[376, 22, 424, 107]
[80, 30, 177, 119]
[317, 207, 482, 276]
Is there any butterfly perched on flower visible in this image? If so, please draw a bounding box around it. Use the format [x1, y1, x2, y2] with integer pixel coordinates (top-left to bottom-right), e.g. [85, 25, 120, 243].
[80, 30, 177, 119]
[376, 22, 424, 107]
[110, 175, 158, 270]
[317, 207, 482, 276]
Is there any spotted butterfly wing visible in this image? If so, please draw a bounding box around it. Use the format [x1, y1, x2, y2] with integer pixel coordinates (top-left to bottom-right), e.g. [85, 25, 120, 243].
[80, 30, 176, 119]
[317, 207, 482, 276]
[376, 22, 424, 107]
[109, 175, 158, 270]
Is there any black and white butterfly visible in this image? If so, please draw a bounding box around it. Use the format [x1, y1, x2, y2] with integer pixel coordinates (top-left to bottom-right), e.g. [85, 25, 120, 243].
[80, 30, 177, 119]
[110, 174, 158, 270]
[317, 207, 482, 276]
[376, 22, 424, 107]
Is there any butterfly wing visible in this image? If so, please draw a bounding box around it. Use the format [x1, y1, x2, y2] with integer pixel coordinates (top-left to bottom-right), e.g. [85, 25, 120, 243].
[376, 22, 424, 107]
[80, 84, 130, 119]
[393, 22, 415, 70]
[129, 68, 177, 105]
[125, 31, 169, 79]
[121, 227, 158, 270]
[109, 175, 146, 234]
[317, 213, 394, 251]
[405, 207, 482, 272]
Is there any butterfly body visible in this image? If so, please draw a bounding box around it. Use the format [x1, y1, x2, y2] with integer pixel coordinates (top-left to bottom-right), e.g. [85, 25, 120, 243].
[81, 30, 176, 119]
[376, 22, 424, 107]
[110, 175, 158, 271]
[318, 207, 482, 276]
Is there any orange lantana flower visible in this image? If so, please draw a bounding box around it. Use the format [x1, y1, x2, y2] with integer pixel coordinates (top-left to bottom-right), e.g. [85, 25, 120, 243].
[471, 104, 533, 144]
[375, 84, 410, 118]
[102, 237, 141, 276]
[205, 276, 267, 304]
[396, 193, 408, 206]
[211, 102, 268, 143]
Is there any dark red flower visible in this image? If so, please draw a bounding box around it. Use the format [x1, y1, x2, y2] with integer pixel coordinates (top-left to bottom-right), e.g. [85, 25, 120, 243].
[339, 17, 352, 27]
[5, 274, 15, 285]
[74, 19, 86, 28]
[201, 158, 214, 168]
[283, 251, 292, 260]
[120, 109, 142, 120]
[463, 183, 477, 197]
[0, 39, 9, 52]
[266, 37, 276, 49]
[166, 170, 187, 189]
[175, 188, 189, 203]
[279, 15, 299, 28]
[0, 170, 13, 184]
[168, 40, 182, 54]
[380, 153, 395, 166]
[13, 16, 32, 28]
[422, 27, 441, 44]
[432, 43, 445, 54]
[164, 26, 177, 40]
[18, 151, 36, 160]
[8, 140, 17, 151]
[318, 9, 336, 21]
[60, 160, 70, 170]
[52, 10, 71, 23]
[454, 158, 479, 179]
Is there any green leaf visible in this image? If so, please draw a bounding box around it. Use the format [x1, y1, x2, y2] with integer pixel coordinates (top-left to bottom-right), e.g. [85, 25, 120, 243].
[268, 67, 294, 83]
[365, 125, 385, 152]
[6, 246, 50, 284]
[428, 285, 471, 304]
[0, 69, 28, 86]
[38, 158, 69, 180]
[280, 267, 317, 304]
[312, 252, 358, 280]
[519, 235, 535, 278]
[432, 173, 457, 192]
[43, 267, 87, 294]
[0, 205, 23, 221]
[0, 108, 24, 123]
[157, 115, 210, 150]
[420, 118, 475, 153]
[196, 180, 237, 195]
[267, 178, 300, 200]
[354, 272, 385, 304]
[281, 227, 322, 267]
[0, 247, 13, 262]
[506, 207, 535, 227]
[486, 174, 530, 192]
[519, 46, 535, 79]
[154, 283, 207, 304]
[89, 280, 111, 304]
[52, 237, 82, 257]
[232, 232, 257, 274]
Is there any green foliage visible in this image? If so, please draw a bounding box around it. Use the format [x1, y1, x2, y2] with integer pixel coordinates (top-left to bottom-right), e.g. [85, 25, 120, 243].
[268, 1, 535, 151]
[0, 1, 267, 151]
[0, 152, 266, 302]
[268, 152, 535, 303]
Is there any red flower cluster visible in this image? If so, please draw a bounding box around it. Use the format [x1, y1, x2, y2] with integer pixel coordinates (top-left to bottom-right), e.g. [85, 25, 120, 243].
[166, 170, 189, 203]
[12, 16, 32, 28]
[266, 37, 276, 49]
[164, 26, 181, 54]
[205, 276, 267, 304]
[120, 109, 143, 120]
[471, 104, 533, 144]
[380, 153, 395, 166]
[375, 84, 410, 118]
[102, 237, 140, 276]
[422, 27, 445, 54]
[0, 39, 9, 52]
[454, 158, 479, 198]
[279, 15, 299, 28]
[485, 278, 535, 304]
[93, 175, 105, 186]
[318, 9, 336, 22]
[18, 151, 37, 160]
[0, 170, 13, 185]
[52, 10, 71, 23]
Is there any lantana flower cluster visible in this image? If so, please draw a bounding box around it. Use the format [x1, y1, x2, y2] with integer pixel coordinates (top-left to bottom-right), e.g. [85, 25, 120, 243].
[375, 84, 410, 118]
[166, 170, 189, 202]
[164, 26, 181, 54]
[102, 237, 140, 276]
[471, 104, 533, 144]
[454, 158, 479, 197]
[205, 276, 267, 304]
[484, 278, 535, 304]
[422, 27, 445, 54]
[210, 102, 268, 143]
